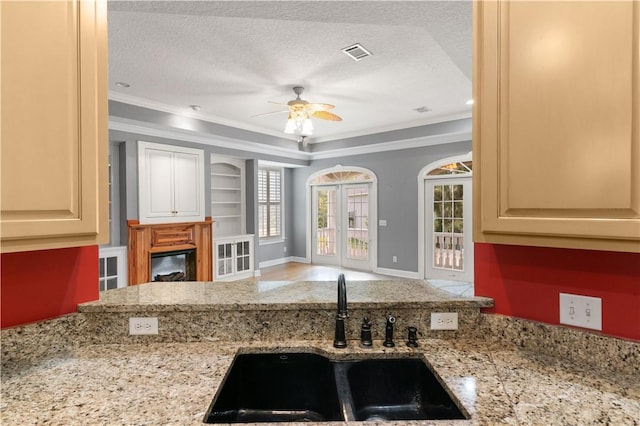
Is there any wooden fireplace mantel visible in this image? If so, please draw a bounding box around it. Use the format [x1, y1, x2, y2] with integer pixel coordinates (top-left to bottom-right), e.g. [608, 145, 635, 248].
[127, 218, 213, 285]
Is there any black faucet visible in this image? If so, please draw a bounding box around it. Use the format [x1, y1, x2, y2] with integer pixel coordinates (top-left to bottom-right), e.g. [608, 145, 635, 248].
[333, 273, 348, 348]
[383, 314, 396, 347]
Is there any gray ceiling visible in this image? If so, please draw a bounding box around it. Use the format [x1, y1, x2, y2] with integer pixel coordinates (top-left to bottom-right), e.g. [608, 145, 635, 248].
[107, 1, 472, 144]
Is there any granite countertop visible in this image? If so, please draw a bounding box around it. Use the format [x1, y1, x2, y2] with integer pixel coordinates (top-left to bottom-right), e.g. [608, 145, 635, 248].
[3, 281, 637, 425]
[78, 280, 494, 312]
[2, 338, 638, 425]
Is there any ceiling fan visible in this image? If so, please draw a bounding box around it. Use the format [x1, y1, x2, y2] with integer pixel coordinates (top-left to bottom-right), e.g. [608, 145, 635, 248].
[253, 86, 342, 136]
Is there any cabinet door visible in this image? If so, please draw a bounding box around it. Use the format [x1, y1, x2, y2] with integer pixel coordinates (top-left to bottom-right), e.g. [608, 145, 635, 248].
[473, 1, 640, 252]
[142, 148, 174, 219]
[235, 239, 253, 273]
[138, 142, 204, 224]
[215, 241, 235, 279]
[0, 0, 109, 252]
[174, 151, 203, 220]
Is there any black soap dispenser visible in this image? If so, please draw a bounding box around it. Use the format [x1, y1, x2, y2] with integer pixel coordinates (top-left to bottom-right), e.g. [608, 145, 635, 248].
[360, 317, 373, 348]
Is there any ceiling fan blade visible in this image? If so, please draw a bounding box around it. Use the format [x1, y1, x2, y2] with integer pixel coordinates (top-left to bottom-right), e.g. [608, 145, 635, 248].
[250, 109, 289, 118]
[311, 110, 342, 121]
[268, 100, 290, 107]
[308, 102, 335, 111]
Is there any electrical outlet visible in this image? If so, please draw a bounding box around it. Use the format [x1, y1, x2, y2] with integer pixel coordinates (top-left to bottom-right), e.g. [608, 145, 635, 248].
[559, 293, 602, 331]
[283, 246, 287, 253]
[129, 317, 159, 335]
[392, 256, 397, 263]
[431, 312, 458, 330]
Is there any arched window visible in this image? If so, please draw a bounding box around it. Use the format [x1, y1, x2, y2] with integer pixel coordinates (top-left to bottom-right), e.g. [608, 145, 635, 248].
[426, 161, 472, 176]
[309, 168, 375, 184]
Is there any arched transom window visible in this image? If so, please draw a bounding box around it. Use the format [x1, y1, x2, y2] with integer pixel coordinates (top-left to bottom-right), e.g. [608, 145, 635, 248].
[426, 161, 472, 176]
[310, 170, 373, 185]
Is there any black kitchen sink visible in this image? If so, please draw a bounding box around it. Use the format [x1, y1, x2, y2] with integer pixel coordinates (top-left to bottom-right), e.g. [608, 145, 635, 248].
[203, 352, 467, 423]
[203, 353, 343, 423]
[344, 358, 466, 421]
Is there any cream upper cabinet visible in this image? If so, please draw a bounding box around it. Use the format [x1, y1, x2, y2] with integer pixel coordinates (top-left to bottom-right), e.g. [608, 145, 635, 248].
[0, 0, 109, 253]
[138, 142, 205, 224]
[473, 1, 640, 253]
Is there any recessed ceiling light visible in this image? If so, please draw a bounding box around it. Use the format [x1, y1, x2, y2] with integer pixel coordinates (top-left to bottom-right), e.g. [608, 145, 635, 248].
[189, 105, 201, 112]
[466, 99, 474, 105]
[115, 82, 130, 88]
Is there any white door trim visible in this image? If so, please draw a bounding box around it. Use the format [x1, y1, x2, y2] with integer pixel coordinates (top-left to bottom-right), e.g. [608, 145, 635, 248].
[305, 165, 378, 272]
[417, 152, 472, 280]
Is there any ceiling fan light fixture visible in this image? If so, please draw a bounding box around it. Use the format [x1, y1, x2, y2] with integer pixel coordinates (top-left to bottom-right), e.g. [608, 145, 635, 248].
[301, 119, 314, 136]
[284, 118, 297, 134]
[284, 117, 314, 136]
[284, 108, 314, 136]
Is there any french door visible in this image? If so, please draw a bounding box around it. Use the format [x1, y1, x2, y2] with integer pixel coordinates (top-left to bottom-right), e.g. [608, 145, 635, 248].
[425, 178, 473, 282]
[312, 184, 371, 270]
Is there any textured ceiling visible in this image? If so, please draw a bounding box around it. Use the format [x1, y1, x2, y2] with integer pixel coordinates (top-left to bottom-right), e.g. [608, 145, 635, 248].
[107, 1, 472, 143]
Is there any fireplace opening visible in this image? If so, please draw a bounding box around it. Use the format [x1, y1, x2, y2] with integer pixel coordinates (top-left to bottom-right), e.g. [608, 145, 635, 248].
[150, 249, 196, 282]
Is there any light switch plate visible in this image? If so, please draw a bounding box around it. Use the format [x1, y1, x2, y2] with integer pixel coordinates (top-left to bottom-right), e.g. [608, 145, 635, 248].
[559, 293, 602, 331]
[129, 317, 159, 335]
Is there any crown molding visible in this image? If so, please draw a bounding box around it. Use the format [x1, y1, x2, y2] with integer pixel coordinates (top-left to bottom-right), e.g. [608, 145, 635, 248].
[109, 91, 472, 145]
[109, 91, 293, 140]
[109, 116, 311, 162]
[309, 111, 472, 144]
[309, 130, 472, 160]
[109, 101, 472, 162]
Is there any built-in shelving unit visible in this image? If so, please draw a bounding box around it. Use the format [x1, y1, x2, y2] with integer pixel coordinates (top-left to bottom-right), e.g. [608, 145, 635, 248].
[210, 157, 245, 237]
[211, 155, 254, 279]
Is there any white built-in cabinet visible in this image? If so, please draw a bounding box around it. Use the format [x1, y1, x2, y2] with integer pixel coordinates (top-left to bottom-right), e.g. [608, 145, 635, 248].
[214, 235, 254, 280]
[138, 142, 205, 224]
[98, 246, 128, 290]
[211, 155, 254, 279]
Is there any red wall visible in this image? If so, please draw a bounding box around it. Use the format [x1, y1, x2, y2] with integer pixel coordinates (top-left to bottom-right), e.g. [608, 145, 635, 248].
[474, 243, 640, 341]
[1, 246, 99, 328]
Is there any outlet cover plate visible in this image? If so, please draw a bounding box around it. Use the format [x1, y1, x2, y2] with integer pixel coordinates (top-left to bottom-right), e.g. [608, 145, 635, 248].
[431, 312, 458, 330]
[129, 317, 159, 335]
[559, 293, 602, 331]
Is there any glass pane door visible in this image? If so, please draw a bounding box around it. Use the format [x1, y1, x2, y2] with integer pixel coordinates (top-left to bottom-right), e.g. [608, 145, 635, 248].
[312, 184, 372, 270]
[433, 183, 464, 270]
[342, 185, 370, 268]
[312, 186, 339, 265]
[426, 179, 473, 282]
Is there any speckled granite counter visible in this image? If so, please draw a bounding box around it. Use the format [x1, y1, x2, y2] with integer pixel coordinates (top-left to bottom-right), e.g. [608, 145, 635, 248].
[75, 280, 493, 344]
[78, 280, 493, 312]
[2, 338, 639, 425]
[2, 280, 639, 425]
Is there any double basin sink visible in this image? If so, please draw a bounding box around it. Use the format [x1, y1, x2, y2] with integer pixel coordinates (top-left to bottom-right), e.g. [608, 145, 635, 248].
[203, 352, 468, 423]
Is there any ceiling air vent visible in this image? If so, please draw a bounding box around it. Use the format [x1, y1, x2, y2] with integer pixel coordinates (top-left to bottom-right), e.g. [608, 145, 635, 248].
[342, 43, 372, 61]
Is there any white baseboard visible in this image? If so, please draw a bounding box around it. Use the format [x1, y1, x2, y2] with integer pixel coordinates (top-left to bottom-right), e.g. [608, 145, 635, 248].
[289, 256, 310, 264]
[259, 256, 293, 269]
[374, 267, 421, 279]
